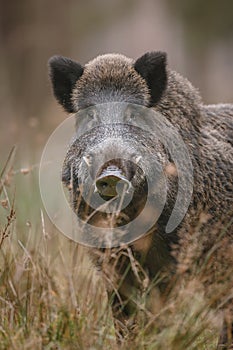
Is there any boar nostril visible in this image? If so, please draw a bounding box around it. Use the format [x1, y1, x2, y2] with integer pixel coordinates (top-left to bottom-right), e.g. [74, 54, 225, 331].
[95, 175, 131, 198]
[98, 181, 108, 189]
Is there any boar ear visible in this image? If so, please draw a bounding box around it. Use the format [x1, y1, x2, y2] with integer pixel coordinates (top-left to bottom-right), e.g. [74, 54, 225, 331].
[134, 51, 167, 106]
[48, 55, 84, 113]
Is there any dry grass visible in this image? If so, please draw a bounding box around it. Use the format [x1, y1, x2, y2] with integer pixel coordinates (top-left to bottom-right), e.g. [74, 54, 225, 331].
[0, 149, 231, 349]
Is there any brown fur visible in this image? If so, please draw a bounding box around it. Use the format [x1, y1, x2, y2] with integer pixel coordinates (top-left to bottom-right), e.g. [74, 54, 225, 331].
[49, 52, 233, 348]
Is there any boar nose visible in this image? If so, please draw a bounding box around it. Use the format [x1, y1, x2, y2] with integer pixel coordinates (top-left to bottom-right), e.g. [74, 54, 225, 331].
[95, 167, 131, 198]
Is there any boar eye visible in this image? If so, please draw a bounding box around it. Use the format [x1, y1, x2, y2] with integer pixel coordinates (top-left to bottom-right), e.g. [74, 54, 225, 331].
[76, 108, 99, 135]
[123, 108, 141, 124]
[131, 111, 141, 120]
[125, 104, 142, 118]
[87, 109, 96, 118]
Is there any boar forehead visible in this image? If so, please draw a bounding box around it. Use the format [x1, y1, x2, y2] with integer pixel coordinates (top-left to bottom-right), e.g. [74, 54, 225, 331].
[72, 55, 150, 109]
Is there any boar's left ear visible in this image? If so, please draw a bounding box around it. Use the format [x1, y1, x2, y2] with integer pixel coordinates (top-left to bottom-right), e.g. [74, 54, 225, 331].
[134, 51, 167, 106]
[48, 55, 84, 113]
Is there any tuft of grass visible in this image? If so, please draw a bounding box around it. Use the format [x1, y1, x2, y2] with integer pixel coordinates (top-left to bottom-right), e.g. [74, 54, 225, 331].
[0, 149, 231, 349]
[0, 218, 116, 349]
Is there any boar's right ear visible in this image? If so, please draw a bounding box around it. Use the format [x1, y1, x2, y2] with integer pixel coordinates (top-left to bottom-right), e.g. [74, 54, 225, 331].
[134, 51, 167, 106]
[48, 55, 84, 113]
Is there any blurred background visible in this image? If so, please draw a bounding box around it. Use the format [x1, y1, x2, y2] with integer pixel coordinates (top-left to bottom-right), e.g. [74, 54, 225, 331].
[0, 0, 233, 224]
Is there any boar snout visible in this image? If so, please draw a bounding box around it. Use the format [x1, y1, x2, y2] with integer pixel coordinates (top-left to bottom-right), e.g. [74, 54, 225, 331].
[95, 165, 131, 199]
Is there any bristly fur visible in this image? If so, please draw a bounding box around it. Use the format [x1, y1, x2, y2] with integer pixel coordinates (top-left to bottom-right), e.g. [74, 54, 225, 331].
[72, 54, 151, 110]
[48, 51, 233, 348]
